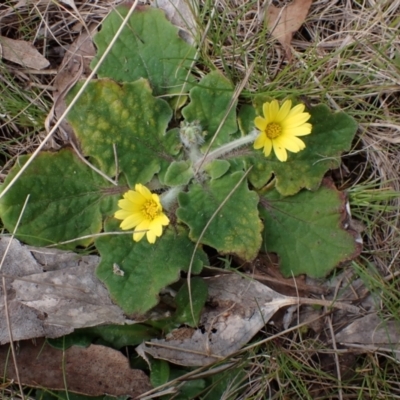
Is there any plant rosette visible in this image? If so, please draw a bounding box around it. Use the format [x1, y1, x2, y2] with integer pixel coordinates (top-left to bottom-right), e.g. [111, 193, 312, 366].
[0, 5, 360, 317]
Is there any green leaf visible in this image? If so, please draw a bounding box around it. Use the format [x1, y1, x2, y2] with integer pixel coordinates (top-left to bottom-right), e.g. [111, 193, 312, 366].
[164, 160, 194, 186]
[96, 220, 207, 315]
[48, 324, 160, 350]
[174, 277, 208, 327]
[0, 149, 118, 248]
[237, 104, 256, 136]
[182, 71, 238, 149]
[247, 104, 358, 195]
[258, 179, 362, 277]
[67, 79, 176, 187]
[202, 367, 246, 400]
[150, 359, 170, 388]
[91, 6, 196, 96]
[204, 159, 230, 180]
[169, 369, 206, 400]
[177, 171, 262, 261]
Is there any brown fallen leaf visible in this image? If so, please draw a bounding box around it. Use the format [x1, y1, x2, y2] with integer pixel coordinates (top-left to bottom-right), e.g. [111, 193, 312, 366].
[266, 0, 312, 60]
[335, 313, 400, 356]
[0, 339, 151, 397]
[0, 237, 131, 345]
[138, 274, 359, 367]
[0, 36, 49, 70]
[240, 252, 329, 297]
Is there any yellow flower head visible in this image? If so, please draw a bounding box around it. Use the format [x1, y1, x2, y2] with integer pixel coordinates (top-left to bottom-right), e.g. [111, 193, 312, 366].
[114, 184, 170, 244]
[253, 99, 312, 162]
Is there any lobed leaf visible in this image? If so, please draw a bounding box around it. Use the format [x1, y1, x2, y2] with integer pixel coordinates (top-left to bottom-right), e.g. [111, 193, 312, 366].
[96, 220, 207, 315]
[177, 171, 262, 261]
[0, 149, 118, 248]
[258, 179, 362, 277]
[91, 5, 196, 96]
[182, 71, 238, 149]
[67, 79, 176, 187]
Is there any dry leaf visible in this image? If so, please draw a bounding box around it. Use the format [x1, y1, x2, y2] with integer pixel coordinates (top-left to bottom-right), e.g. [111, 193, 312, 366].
[241, 253, 329, 297]
[138, 274, 359, 367]
[0, 36, 49, 69]
[0, 339, 151, 397]
[49, 26, 96, 143]
[151, 0, 198, 45]
[0, 237, 132, 345]
[336, 313, 400, 356]
[266, 0, 312, 60]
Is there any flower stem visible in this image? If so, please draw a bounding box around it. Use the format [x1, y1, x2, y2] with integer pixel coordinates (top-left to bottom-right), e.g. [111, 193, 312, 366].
[195, 130, 258, 171]
[160, 186, 184, 210]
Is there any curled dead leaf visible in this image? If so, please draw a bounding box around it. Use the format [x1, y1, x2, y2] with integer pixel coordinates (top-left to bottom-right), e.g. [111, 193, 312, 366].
[266, 0, 312, 60]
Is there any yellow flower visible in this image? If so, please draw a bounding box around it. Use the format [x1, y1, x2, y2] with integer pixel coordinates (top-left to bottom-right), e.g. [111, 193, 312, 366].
[114, 184, 170, 244]
[254, 99, 312, 162]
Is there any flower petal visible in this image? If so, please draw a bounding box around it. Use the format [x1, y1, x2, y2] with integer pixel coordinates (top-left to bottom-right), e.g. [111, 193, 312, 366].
[254, 116, 267, 131]
[134, 219, 150, 242]
[154, 213, 170, 226]
[149, 220, 163, 237]
[125, 190, 145, 204]
[272, 141, 288, 162]
[118, 198, 141, 212]
[266, 100, 278, 122]
[120, 212, 144, 230]
[254, 132, 266, 149]
[133, 230, 146, 242]
[135, 184, 152, 199]
[283, 113, 311, 128]
[276, 135, 306, 153]
[146, 230, 157, 244]
[283, 123, 312, 137]
[275, 100, 292, 122]
[263, 137, 273, 157]
[114, 209, 134, 221]
[287, 103, 305, 117]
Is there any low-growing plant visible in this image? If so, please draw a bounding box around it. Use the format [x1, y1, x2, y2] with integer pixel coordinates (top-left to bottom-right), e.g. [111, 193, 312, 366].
[0, 5, 360, 319]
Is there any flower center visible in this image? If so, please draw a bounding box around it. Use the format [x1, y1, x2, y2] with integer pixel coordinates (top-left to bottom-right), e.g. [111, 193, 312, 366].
[141, 200, 159, 221]
[265, 122, 282, 139]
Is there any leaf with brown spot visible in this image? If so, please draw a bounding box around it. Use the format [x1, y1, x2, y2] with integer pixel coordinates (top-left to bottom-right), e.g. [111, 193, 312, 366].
[0, 339, 151, 397]
[266, 0, 312, 60]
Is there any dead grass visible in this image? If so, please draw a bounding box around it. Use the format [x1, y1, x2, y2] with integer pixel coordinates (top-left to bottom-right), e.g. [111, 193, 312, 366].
[1, 0, 400, 398]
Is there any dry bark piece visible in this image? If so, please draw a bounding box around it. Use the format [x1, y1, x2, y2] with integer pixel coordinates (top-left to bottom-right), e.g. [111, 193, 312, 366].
[0, 339, 151, 397]
[0, 36, 49, 69]
[266, 0, 312, 60]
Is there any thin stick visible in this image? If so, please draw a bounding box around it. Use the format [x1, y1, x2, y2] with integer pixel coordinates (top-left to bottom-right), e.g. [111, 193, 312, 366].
[326, 312, 343, 400]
